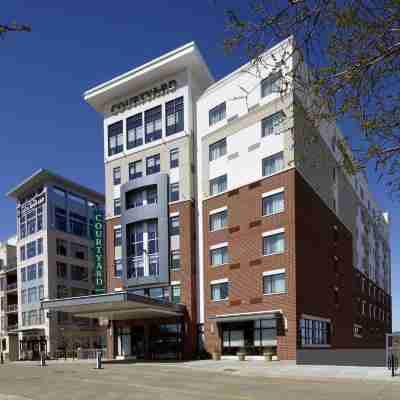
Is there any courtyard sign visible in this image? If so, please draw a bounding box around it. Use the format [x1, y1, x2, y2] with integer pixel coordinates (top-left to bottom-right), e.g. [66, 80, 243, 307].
[110, 79, 177, 114]
[94, 209, 105, 294]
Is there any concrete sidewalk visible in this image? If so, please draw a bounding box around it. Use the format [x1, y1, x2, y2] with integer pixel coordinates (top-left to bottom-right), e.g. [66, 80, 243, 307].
[180, 359, 398, 382]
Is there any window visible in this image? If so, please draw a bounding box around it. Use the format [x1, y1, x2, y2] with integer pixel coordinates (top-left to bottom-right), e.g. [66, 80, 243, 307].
[261, 70, 282, 97]
[113, 167, 121, 185]
[209, 209, 227, 231]
[57, 285, 69, 299]
[69, 212, 87, 237]
[263, 271, 286, 294]
[56, 239, 68, 257]
[129, 160, 142, 181]
[37, 205, 43, 231]
[19, 215, 27, 239]
[28, 287, 38, 304]
[166, 97, 184, 135]
[70, 243, 88, 260]
[209, 174, 227, 196]
[300, 317, 331, 346]
[114, 227, 122, 247]
[170, 148, 179, 168]
[146, 154, 160, 175]
[38, 261, 43, 279]
[114, 259, 123, 278]
[262, 152, 284, 177]
[263, 232, 285, 255]
[55, 207, 67, 232]
[20, 245, 26, 261]
[209, 102, 226, 126]
[169, 183, 179, 202]
[209, 138, 227, 161]
[211, 281, 229, 301]
[262, 192, 284, 216]
[127, 113, 143, 149]
[261, 111, 285, 137]
[169, 216, 180, 236]
[145, 105, 162, 143]
[37, 238, 43, 255]
[21, 289, 27, 305]
[27, 211, 36, 235]
[353, 324, 363, 338]
[27, 264, 37, 281]
[126, 185, 158, 209]
[171, 284, 181, 304]
[21, 267, 26, 282]
[108, 121, 123, 156]
[114, 198, 121, 215]
[57, 262, 67, 279]
[210, 246, 229, 266]
[170, 250, 181, 271]
[26, 241, 36, 259]
[71, 265, 88, 282]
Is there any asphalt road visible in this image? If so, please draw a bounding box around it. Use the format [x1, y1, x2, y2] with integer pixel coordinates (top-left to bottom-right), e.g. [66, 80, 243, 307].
[0, 362, 398, 400]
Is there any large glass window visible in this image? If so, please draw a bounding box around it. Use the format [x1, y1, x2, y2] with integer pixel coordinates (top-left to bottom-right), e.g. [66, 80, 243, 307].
[263, 232, 285, 255]
[127, 113, 143, 149]
[129, 160, 142, 181]
[55, 207, 67, 232]
[114, 227, 122, 247]
[69, 212, 87, 237]
[209, 174, 227, 196]
[262, 192, 284, 216]
[56, 239, 68, 257]
[113, 167, 121, 185]
[37, 238, 43, 255]
[261, 71, 282, 97]
[261, 111, 285, 137]
[169, 216, 180, 236]
[26, 241, 36, 259]
[170, 250, 180, 271]
[169, 183, 179, 202]
[146, 154, 160, 175]
[57, 262, 67, 279]
[27, 264, 37, 281]
[126, 185, 158, 209]
[27, 211, 36, 235]
[263, 272, 286, 294]
[210, 246, 229, 266]
[209, 210, 227, 231]
[209, 102, 226, 126]
[211, 281, 229, 300]
[262, 152, 284, 177]
[145, 105, 162, 143]
[71, 265, 88, 282]
[108, 121, 123, 156]
[171, 284, 181, 304]
[300, 318, 331, 346]
[170, 148, 179, 169]
[114, 198, 121, 215]
[166, 97, 184, 135]
[209, 138, 227, 161]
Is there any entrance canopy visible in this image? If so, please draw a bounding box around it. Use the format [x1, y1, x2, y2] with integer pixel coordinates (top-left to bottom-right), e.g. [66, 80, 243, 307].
[41, 291, 185, 321]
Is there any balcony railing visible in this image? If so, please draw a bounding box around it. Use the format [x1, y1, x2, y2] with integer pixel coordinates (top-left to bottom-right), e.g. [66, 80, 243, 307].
[6, 304, 18, 313]
[6, 283, 17, 291]
[7, 324, 18, 331]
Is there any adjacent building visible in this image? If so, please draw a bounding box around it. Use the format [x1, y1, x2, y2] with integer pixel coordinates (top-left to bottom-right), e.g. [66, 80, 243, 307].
[0, 236, 18, 360]
[42, 38, 392, 365]
[7, 169, 105, 359]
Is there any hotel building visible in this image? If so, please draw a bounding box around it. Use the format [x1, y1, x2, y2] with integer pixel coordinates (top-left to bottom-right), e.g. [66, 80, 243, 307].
[43, 38, 392, 365]
[7, 169, 105, 359]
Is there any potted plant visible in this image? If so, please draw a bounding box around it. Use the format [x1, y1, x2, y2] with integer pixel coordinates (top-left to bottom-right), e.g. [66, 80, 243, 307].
[212, 345, 221, 361]
[263, 347, 274, 361]
[237, 347, 246, 361]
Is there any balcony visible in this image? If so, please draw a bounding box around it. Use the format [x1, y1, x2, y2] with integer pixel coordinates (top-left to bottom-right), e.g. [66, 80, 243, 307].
[6, 283, 17, 291]
[7, 324, 18, 331]
[6, 304, 18, 313]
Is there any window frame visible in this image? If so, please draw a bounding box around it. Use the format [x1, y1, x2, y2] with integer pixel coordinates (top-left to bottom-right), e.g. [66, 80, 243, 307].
[126, 113, 143, 149]
[209, 102, 226, 126]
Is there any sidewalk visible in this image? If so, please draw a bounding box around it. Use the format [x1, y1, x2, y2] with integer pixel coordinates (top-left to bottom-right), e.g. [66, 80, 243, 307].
[180, 359, 398, 382]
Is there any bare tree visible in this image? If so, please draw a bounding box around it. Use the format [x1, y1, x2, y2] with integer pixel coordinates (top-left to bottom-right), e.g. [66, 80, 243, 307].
[223, 0, 400, 194]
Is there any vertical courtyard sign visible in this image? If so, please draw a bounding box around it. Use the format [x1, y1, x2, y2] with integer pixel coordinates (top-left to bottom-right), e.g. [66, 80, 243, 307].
[94, 209, 105, 294]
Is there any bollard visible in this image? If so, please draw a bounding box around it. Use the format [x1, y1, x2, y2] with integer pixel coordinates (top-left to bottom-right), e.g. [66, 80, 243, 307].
[0, 352, 4, 365]
[96, 350, 102, 369]
[40, 351, 46, 367]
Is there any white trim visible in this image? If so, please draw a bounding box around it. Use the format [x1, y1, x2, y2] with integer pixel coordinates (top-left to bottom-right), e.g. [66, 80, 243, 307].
[170, 280, 181, 286]
[169, 212, 180, 218]
[301, 314, 331, 323]
[209, 206, 228, 216]
[113, 225, 121, 230]
[262, 187, 284, 198]
[263, 268, 285, 276]
[210, 278, 229, 285]
[262, 228, 285, 237]
[209, 242, 228, 251]
[213, 309, 282, 319]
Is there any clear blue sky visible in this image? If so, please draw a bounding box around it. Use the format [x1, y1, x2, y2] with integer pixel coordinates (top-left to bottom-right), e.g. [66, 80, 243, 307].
[1, 1, 398, 331]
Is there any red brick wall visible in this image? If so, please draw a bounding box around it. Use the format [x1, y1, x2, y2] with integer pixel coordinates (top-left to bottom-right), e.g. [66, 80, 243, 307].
[203, 169, 297, 360]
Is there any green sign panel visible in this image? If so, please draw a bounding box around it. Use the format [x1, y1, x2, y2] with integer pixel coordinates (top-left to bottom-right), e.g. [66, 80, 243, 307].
[94, 209, 105, 294]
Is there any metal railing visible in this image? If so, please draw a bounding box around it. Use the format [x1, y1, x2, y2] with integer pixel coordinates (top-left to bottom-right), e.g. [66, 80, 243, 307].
[7, 324, 18, 331]
[6, 283, 17, 291]
[6, 304, 18, 312]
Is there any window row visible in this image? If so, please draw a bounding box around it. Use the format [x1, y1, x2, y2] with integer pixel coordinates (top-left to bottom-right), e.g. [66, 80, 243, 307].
[209, 232, 285, 267]
[130, 284, 182, 304]
[21, 309, 45, 327]
[56, 262, 89, 282]
[108, 96, 184, 156]
[21, 285, 44, 304]
[56, 239, 89, 261]
[57, 285, 90, 299]
[21, 262, 43, 282]
[20, 238, 43, 261]
[300, 318, 331, 346]
[19, 205, 43, 239]
[208, 151, 284, 196]
[210, 270, 287, 301]
[112, 148, 180, 187]
[208, 72, 282, 128]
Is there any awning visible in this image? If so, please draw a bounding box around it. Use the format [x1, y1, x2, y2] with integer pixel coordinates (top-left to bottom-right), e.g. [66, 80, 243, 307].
[209, 310, 282, 323]
[41, 291, 185, 320]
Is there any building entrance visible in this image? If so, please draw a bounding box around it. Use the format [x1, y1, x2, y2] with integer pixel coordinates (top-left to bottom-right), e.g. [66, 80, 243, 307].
[115, 326, 145, 359]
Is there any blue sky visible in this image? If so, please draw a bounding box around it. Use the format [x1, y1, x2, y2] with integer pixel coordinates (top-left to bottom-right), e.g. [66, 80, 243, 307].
[1, 1, 398, 330]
